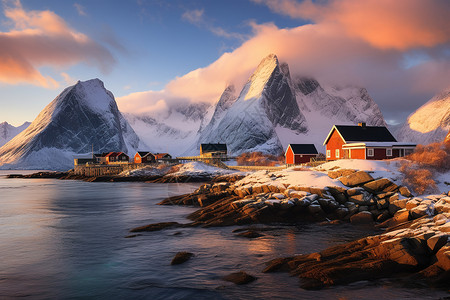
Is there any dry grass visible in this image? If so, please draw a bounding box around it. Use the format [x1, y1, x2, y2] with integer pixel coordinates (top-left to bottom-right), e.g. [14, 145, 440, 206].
[399, 140, 450, 195]
[236, 151, 284, 166]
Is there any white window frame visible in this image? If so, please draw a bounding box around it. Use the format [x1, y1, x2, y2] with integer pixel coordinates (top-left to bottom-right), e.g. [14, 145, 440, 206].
[386, 148, 392, 157]
[326, 150, 331, 158]
[335, 149, 340, 158]
[367, 148, 374, 157]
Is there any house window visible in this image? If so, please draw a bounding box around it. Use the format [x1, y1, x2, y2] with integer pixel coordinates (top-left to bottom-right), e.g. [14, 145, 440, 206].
[386, 148, 392, 156]
[326, 150, 331, 158]
[335, 149, 340, 158]
[367, 148, 374, 157]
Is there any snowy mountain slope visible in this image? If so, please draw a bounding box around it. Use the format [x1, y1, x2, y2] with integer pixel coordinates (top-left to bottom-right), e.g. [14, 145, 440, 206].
[283, 77, 387, 153]
[124, 102, 213, 156]
[0, 79, 144, 170]
[191, 54, 386, 155]
[0, 121, 30, 147]
[194, 54, 308, 155]
[396, 89, 450, 144]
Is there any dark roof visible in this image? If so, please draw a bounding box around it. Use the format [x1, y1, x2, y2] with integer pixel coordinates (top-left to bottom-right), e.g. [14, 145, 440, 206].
[288, 144, 318, 155]
[154, 153, 171, 159]
[325, 125, 397, 144]
[200, 143, 227, 152]
[137, 151, 153, 157]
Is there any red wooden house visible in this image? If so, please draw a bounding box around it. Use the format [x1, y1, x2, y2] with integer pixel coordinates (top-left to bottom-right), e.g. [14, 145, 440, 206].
[285, 144, 318, 165]
[154, 153, 172, 163]
[323, 123, 415, 161]
[134, 151, 155, 164]
[105, 152, 130, 163]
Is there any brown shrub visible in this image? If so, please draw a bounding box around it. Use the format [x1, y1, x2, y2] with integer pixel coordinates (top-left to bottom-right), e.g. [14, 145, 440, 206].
[399, 141, 449, 194]
[236, 151, 284, 166]
[399, 162, 437, 195]
[405, 142, 450, 172]
[166, 164, 181, 174]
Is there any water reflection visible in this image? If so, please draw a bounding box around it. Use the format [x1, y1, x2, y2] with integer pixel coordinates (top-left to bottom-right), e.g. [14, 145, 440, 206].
[0, 175, 447, 299]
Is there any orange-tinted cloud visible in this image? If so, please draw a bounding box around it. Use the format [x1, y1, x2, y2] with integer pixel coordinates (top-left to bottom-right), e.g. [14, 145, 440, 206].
[0, 1, 115, 88]
[253, 0, 450, 50]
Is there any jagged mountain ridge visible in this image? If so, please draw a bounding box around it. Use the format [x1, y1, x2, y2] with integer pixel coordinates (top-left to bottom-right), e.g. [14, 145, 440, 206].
[0, 121, 30, 147]
[190, 54, 386, 155]
[396, 89, 450, 145]
[194, 54, 308, 155]
[0, 79, 143, 170]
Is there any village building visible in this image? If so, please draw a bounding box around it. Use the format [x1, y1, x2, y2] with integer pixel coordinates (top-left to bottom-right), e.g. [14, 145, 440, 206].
[200, 143, 227, 158]
[154, 153, 172, 163]
[323, 123, 416, 161]
[134, 151, 156, 164]
[104, 152, 130, 164]
[285, 144, 318, 165]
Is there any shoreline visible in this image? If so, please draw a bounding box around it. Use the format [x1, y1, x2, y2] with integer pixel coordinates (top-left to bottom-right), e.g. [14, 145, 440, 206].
[131, 169, 450, 291]
[6, 168, 450, 291]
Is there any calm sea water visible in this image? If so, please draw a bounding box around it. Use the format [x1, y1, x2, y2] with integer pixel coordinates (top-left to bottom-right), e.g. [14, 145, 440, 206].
[0, 171, 448, 300]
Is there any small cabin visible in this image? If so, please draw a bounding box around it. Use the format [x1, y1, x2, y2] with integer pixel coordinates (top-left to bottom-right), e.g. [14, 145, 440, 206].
[285, 144, 318, 165]
[105, 152, 129, 163]
[200, 143, 227, 158]
[134, 151, 155, 164]
[323, 123, 415, 160]
[73, 158, 96, 166]
[154, 153, 172, 163]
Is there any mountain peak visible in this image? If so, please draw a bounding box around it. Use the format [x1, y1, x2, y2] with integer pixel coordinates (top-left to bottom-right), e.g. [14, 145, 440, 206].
[244, 54, 279, 101]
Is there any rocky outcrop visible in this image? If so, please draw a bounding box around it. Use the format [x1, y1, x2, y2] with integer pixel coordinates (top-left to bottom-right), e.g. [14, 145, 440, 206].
[264, 204, 450, 289]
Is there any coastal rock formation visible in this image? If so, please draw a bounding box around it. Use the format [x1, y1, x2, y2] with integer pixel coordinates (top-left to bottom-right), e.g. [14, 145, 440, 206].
[264, 196, 450, 289]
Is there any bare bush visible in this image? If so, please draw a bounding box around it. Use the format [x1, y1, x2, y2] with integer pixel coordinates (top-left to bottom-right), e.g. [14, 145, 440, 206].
[236, 151, 284, 166]
[399, 140, 449, 195]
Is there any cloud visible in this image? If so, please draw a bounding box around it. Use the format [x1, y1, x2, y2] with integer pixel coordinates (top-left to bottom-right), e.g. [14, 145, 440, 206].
[181, 8, 245, 40]
[0, 1, 115, 88]
[118, 1, 450, 123]
[181, 8, 203, 24]
[73, 3, 87, 16]
[252, 0, 450, 50]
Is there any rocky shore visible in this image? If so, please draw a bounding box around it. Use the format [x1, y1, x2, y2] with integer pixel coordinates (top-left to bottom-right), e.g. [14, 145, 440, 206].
[149, 168, 450, 290]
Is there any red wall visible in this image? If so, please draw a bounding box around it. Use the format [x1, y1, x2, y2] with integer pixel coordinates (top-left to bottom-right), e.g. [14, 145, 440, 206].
[350, 148, 365, 159]
[134, 153, 142, 163]
[286, 147, 294, 164]
[326, 130, 345, 160]
[295, 154, 315, 164]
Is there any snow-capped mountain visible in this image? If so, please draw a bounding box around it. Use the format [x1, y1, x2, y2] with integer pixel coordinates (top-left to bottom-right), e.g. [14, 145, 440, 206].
[187, 54, 386, 155]
[0, 121, 30, 147]
[124, 102, 212, 156]
[194, 54, 308, 155]
[0, 79, 144, 170]
[396, 89, 450, 145]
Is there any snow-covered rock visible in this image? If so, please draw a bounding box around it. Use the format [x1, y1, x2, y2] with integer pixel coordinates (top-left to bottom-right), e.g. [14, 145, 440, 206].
[396, 89, 450, 144]
[0, 121, 30, 147]
[0, 79, 144, 170]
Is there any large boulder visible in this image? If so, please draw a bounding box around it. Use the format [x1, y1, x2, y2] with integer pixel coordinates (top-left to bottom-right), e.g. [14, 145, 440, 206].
[435, 245, 450, 271]
[350, 211, 374, 224]
[363, 178, 398, 194]
[339, 171, 374, 187]
[328, 169, 356, 179]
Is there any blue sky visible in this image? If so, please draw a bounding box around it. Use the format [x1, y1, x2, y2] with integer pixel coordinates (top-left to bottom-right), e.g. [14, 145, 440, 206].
[0, 0, 449, 126]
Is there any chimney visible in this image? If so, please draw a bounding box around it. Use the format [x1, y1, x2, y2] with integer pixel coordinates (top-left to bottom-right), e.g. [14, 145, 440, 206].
[358, 122, 366, 128]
